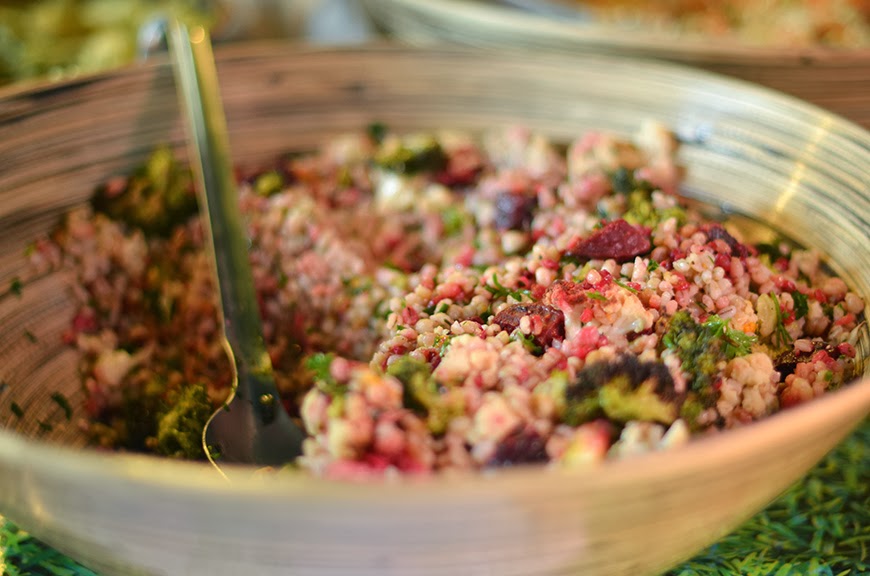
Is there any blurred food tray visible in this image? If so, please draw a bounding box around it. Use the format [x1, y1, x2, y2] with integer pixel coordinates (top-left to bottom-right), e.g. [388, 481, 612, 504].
[363, 0, 870, 129]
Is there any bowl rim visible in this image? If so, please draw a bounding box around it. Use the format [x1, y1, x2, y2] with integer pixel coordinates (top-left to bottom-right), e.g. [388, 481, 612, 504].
[0, 374, 867, 498]
[0, 42, 868, 499]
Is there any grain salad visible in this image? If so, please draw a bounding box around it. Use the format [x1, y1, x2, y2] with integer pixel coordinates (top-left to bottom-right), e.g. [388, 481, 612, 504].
[29, 122, 865, 477]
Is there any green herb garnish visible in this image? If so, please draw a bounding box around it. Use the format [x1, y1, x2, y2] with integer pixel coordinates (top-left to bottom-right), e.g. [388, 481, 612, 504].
[306, 352, 345, 397]
[50, 392, 72, 420]
[792, 291, 809, 320]
[662, 311, 757, 402]
[512, 332, 543, 355]
[770, 292, 793, 349]
[587, 291, 608, 302]
[9, 277, 22, 297]
[367, 121, 388, 144]
[10, 401, 23, 418]
[23, 330, 37, 343]
[441, 206, 468, 237]
[485, 274, 531, 301]
[614, 280, 639, 294]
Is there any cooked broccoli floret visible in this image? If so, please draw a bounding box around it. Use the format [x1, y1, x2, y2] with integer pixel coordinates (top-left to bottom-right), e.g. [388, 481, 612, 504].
[386, 356, 433, 414]
[154, 383, 212, 460]
[253, 170, 285, 197]
[662, 311, 756, 405]
[386, 356, 462, 435]
[622, 189, 686, 228]
[374, 134, 448, 175]
[92, 147, 198, 236]
[610, 167, 653, 195]
[563, 354, 683, 426]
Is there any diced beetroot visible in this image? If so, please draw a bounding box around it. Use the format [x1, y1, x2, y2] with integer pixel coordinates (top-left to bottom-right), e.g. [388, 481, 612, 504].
[435, 145, 485, 188]
[565, 219, 651, 262]
[489, 427, 548, 466]
[492, 303, 565, 349]
[836, 342, 856, 358]
[494, 191, 537, 231]
[704, 224, 749, 258]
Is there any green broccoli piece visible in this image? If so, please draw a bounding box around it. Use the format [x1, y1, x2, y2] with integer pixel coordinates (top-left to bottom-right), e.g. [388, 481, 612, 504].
[92, 147, 198, 236]
[609, 167, 650, 195]
[662, 311, 756, 405]
[154, 383, 212, 460]
[374, 135, 448, 175]
[386, 356, 462, 435]
[623, 189, 687, 228]
[253, 170, 285, 197]
[386, 356, 433, 415]
[679, 393, 708, 431]
[563, 354, 683, 426]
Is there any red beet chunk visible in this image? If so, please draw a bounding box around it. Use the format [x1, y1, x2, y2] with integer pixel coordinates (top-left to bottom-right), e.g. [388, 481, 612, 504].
[494, 191, 537, 231]
[492, 302, 565, 349]
[566, 219, 651, 262]
[489, 427, 549, 466]
[704, 224, 749, 258]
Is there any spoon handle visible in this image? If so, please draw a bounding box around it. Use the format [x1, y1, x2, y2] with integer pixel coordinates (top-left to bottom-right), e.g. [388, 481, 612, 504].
[167, 21, 275, 412]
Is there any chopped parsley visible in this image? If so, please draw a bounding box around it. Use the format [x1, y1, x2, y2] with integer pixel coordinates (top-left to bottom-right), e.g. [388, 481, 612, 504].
[792, 291, 809, 320]
[9, 277, 22, 297]
[703, 315, 758, 359]
[10, 401, 24, 418]
[306, 353, 344, 396]
[588, 291, 608, 302]
[485, 274, 531, 301]
[424, 301, 451, 316]
[441, 206, 468, 237]
[512, 331, 543, 355]
[648, 259, 660, 271]
[367, 121, 388, 144]
[23, 330, 37, 343]
[770, 292, 793, 349]
[614, 279, 639, 294]
[50, 392, 72, 420]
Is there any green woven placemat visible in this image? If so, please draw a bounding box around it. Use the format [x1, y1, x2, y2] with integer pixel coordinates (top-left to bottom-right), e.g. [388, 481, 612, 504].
[2, 420, 866, 576]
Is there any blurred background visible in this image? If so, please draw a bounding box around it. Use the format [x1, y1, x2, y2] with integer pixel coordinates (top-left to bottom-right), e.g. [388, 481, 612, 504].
[0, 0, 375, 86]
[2, 0, 869, 87]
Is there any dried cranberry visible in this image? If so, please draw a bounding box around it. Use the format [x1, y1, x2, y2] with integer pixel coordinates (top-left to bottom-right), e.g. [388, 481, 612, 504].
[492, 303, 565, 349]
[494, 191, 537, 231]
[489, 427, 549, 466]
[565, 219, 651, 262]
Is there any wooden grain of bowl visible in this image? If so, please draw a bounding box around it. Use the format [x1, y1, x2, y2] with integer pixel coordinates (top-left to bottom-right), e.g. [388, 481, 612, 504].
[0, 45, 868, 576]
[363, 0, 870, 130]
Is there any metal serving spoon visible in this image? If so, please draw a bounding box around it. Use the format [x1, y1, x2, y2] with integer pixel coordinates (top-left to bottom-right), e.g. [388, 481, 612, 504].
[164, 20, 305, 472]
